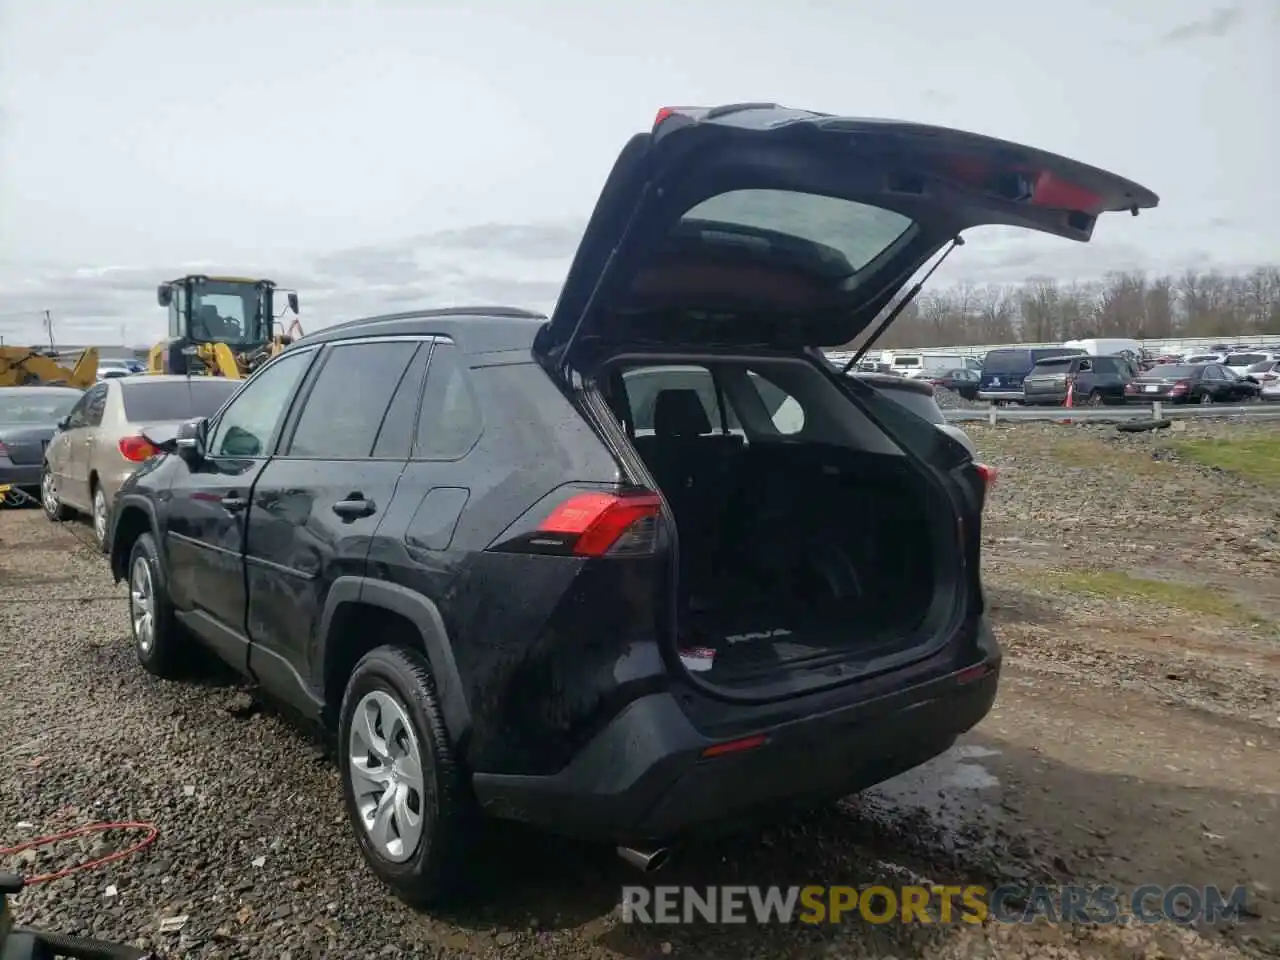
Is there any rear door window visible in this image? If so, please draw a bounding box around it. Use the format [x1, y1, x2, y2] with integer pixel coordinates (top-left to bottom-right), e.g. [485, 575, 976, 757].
[745, 372, 803, 434]
[120, 380, 240, 422]
[623, 365, 738, 435]
[286, 342, 420, 459]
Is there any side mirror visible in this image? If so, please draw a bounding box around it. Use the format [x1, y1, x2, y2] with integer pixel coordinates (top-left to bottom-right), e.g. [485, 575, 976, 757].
[287, 292, 300, 315]
[175, 417, 208, 463]
[156, 284, 172, 307]
[56, 416, 70, 431]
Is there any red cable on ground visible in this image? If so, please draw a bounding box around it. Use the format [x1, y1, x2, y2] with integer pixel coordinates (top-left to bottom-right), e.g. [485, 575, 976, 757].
[1, 822, 160, 885]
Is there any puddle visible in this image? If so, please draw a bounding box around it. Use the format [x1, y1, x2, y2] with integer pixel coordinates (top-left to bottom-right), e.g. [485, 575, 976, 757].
[855, 742, 1005, 853]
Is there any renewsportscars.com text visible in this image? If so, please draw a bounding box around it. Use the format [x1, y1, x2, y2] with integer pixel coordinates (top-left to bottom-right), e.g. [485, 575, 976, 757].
[620, 884, 1252, 926]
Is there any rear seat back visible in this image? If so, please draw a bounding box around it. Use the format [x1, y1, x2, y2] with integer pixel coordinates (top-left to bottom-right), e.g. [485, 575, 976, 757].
[633, 388, 744, 603]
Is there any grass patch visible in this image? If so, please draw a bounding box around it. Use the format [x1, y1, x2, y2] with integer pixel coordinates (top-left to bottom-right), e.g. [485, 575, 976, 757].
[1036, 569, 1265, 625]
[1172, 435, 1280, 485]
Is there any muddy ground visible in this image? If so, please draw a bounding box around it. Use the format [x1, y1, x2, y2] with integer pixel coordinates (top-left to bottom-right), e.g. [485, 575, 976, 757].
[1, 419, 1277, 959]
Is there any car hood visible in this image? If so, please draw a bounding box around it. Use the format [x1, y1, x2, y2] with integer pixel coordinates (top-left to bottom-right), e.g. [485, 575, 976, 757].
[538, 104, 1158, 366]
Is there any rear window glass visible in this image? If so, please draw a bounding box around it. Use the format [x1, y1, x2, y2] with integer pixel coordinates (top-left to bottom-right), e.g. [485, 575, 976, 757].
[1226, 353, 1266, 365]
[1030, 357, 1075, 374]
[1148, 364, 1201, 378]
[681, 189, 914, 273]
[0, 390, 82, 424]
[121, 379, 239, 422]
[1247, 360, 1277, 373]
[982, 350, 1033, 374]
[893, 357, 921, 367]
[874, 386, 943, 424]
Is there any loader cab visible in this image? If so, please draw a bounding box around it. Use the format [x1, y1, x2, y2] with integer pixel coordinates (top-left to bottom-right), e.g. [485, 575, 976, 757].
[158, 275, 275, 349]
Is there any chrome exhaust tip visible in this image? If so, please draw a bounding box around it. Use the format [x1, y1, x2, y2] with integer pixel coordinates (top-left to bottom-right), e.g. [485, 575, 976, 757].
[617, 844, 672, 874]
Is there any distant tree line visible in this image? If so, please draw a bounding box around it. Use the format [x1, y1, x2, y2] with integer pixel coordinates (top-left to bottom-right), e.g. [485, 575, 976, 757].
[846, 266, 1280, 349]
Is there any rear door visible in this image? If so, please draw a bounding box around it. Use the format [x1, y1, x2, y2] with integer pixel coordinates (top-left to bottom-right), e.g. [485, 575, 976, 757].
[243, 337, 428, 708]
[538, 104, 1158, 365]
[58, 382, 107, 510]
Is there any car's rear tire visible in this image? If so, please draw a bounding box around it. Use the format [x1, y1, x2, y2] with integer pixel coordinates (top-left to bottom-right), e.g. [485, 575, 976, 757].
[41, 466, 70, 521]
[128, 532, 187, 679]
[339, 645, 478, 907]
[91, 483, 110, 548]
[1199, 392, 1214, 405]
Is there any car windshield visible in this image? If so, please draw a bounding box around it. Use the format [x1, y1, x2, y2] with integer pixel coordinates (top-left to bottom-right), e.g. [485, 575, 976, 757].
[121, 379, 241, 422]
[1186, 355, 1219, 363]
[1246, 360, 1277, 373]
[0, 390, 82, 424]
[681, 189, 915, 274]
[1148, 364, 1201, 378]
[982, 350, 1033, 374]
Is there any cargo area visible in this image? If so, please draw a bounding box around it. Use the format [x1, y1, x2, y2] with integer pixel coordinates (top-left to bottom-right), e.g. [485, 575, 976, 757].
[601, 356, 958, 688]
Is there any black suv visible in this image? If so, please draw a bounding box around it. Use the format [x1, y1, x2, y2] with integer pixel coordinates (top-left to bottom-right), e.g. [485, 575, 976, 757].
[105, 104, 1157, 905]
[1021, 353, 1135, 406]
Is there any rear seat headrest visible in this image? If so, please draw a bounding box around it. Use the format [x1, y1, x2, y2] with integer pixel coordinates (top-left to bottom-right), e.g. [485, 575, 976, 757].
[653, 389, 712, 438]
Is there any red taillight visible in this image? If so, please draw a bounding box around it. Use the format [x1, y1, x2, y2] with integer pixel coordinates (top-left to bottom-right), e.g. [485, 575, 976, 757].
[701, 734, 768, 759]
[538, 491, 663, 557]
[1170, 381, 1190, 394]
[118, 436, 158, 462]
[0, 440, 8, 457]
[1263, 374, 1278, 382]
[974, 463, 997, 492]
[1124, 383, 1137, 394]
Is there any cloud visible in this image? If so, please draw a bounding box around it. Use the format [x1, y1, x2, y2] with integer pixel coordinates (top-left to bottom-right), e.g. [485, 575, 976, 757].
[0, 217, 1268, 346]
[0, 222, 578, 345]
[1158, 6, 1243, 44]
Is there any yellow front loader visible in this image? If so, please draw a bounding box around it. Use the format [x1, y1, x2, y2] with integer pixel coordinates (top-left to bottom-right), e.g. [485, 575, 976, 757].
[147, 275, 303, 379]
[0, 346, 99, 388]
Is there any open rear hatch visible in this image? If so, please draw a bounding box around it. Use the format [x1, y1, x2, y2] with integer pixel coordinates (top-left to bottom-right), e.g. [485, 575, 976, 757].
[536, 103, 1158, 366]
[533, 103, 1156, 691]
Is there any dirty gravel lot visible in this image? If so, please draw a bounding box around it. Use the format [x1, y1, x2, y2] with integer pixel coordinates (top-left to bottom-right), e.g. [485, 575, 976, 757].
[1, 419, 1277, 960]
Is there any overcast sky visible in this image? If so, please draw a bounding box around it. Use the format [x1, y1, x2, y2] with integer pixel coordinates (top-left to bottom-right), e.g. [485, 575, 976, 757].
[1, 0, 1276, 345]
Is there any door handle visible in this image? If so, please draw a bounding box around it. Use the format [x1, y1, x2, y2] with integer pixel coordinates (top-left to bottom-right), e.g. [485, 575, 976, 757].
[332, 495, 376, 520]
[221, 495, 249, 511]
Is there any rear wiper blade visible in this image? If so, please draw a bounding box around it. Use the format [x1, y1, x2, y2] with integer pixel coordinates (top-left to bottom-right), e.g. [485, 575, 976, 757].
[843, 236, 965, 374]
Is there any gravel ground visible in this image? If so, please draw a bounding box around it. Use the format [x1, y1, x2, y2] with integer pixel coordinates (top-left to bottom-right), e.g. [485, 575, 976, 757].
[1, 421, 1277, 959]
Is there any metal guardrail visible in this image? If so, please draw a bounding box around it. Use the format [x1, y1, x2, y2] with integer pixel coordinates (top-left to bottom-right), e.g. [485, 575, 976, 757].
[942, 402, 1280, 423]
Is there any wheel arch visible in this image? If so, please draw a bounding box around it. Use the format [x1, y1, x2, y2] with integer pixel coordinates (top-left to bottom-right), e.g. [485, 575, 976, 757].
[317, 578, 471, 749]
[109, 497, 161, 582]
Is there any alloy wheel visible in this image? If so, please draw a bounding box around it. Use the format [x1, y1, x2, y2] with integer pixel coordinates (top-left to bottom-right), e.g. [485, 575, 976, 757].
[129, 556, 156, 654]
[348, 690, 426, 863]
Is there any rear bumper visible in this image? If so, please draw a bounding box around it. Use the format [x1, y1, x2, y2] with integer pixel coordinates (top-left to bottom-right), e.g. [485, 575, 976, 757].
[0, 462, 42, 489]
[977, 391, 1022, 402]
[1021, 391, 1068, 406]
[1123, 394, 1183, 403]
[472, 621, 1002, 842]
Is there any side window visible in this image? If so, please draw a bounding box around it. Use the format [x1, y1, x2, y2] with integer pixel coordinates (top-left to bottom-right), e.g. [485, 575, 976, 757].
[746, 371, 805, 435]
[63, 392, 92, 428]
[414, 343, 484, 460]
[1077, 359, 1092, 373]
[286, 342, 422, 459]
[207, 349, 312, 458]
[622, 365, 737, 435]
[1204, 365, 1222, 380]
[82, 385, 108, 427]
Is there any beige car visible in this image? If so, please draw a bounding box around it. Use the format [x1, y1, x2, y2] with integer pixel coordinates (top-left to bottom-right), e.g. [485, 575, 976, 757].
[41, 374, 241, 544]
